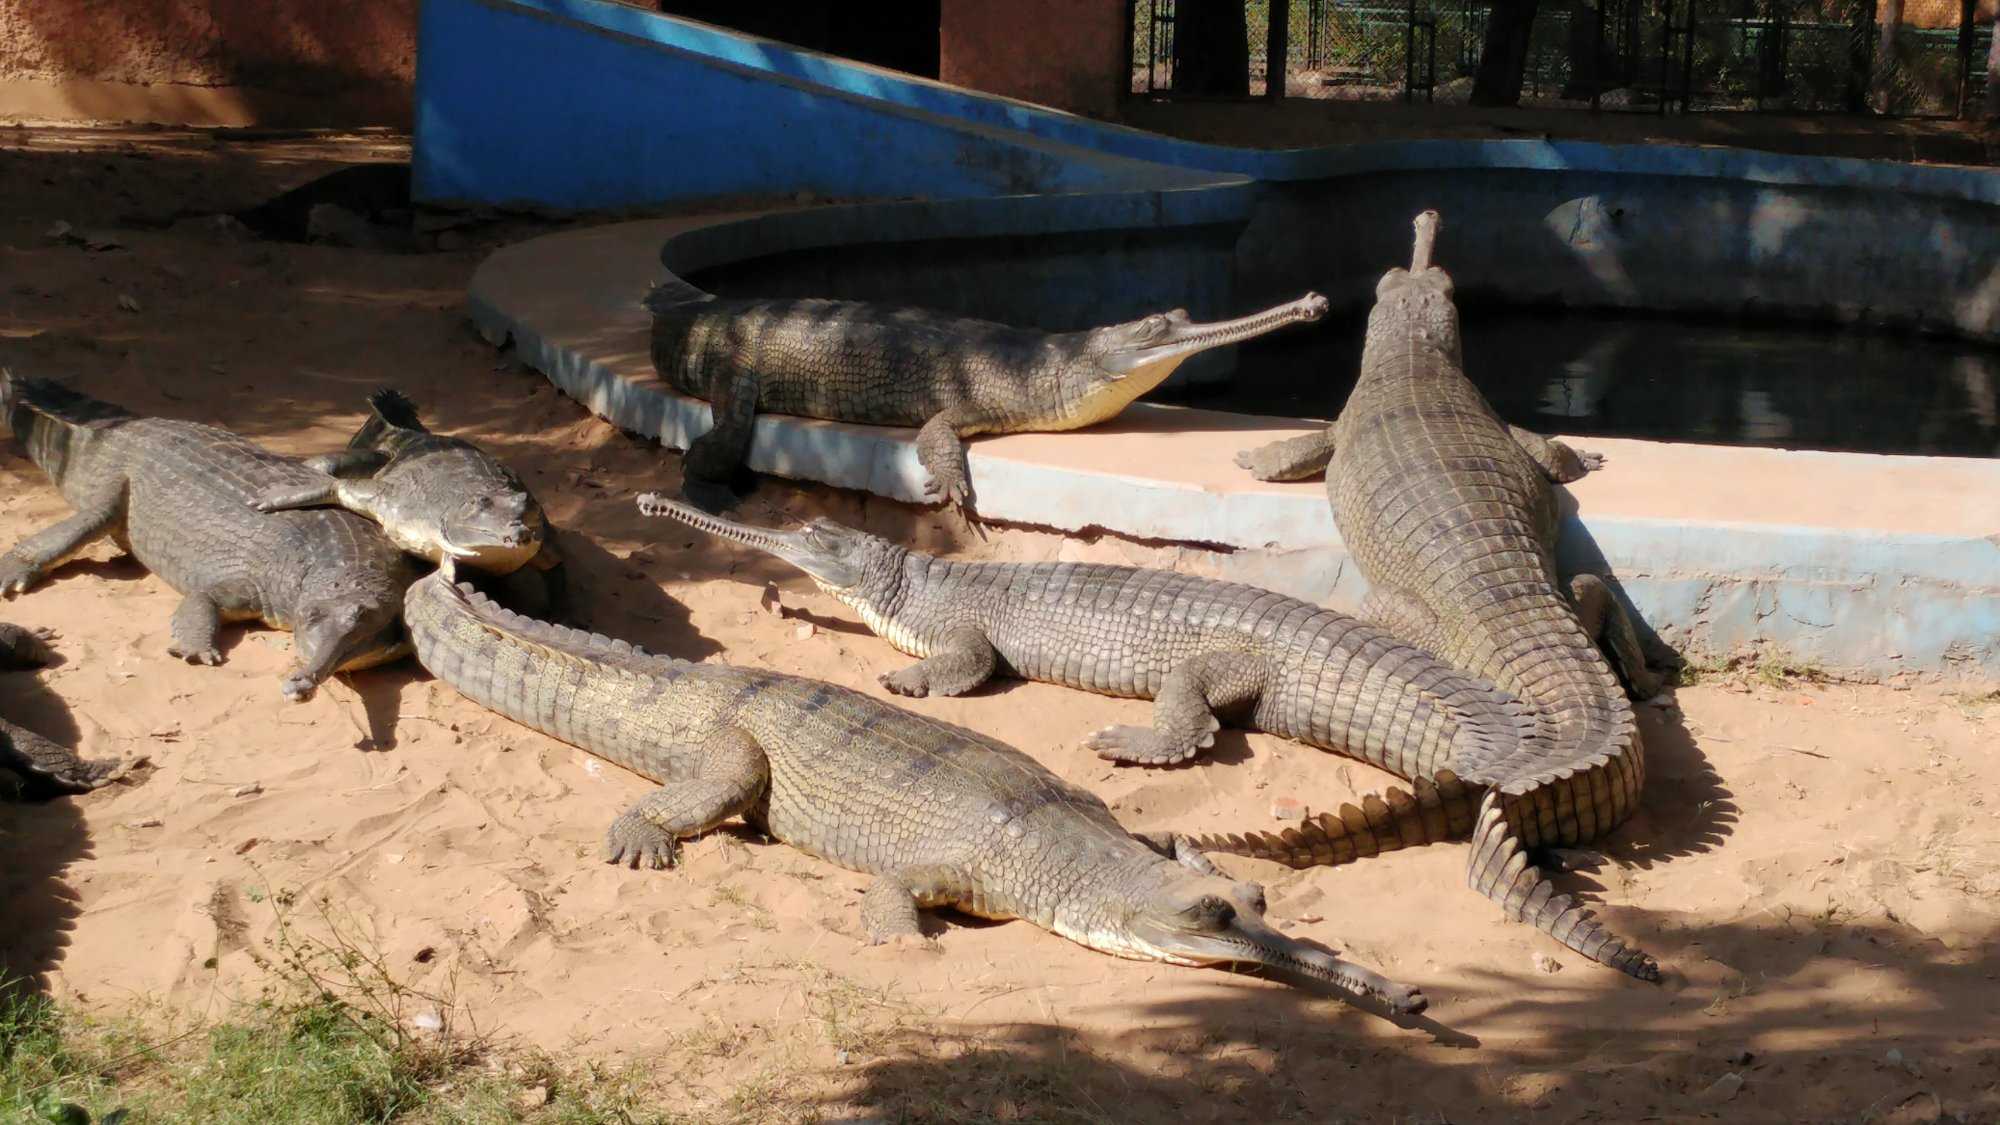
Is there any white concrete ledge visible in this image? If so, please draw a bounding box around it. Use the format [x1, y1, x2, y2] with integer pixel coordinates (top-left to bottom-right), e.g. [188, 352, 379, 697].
[471, 217, 2000, 677]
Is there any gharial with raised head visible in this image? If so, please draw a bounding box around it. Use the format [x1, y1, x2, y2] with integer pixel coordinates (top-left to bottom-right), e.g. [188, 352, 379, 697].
[645, 279, 1329, 510]
[0, 623, 119, 797]
[1231, 211, 1672, 981]
[0, 373, 418, 701]
[403, 562, 1427, 1014]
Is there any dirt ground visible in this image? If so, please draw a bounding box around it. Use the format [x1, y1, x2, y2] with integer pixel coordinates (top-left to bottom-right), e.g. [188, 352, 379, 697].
[2, 128, 1999, 1123]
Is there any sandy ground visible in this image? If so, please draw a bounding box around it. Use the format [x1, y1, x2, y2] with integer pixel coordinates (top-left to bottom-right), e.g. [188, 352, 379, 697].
[2, 129, 1999, 1123]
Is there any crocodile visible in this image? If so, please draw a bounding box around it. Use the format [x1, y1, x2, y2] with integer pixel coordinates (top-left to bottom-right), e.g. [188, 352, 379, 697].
[404, 565, 1426, 1014]
[645, 283, 1329, 510]
[1231, 212, 1667, 980]
[638, 495, 1661, 972]
[251, 388, 551, 575]
[1, 624, 118, 796]
[0, 374, 418, 701]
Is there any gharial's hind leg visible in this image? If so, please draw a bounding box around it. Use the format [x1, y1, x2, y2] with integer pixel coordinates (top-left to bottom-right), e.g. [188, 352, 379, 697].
[682, 370, 760, 513]
[1234, 428, 1336, 482]
[604, 728, 768, 869]
[1569, 574, 1668, 700]
[1508, 425, 1602, 484]
[1084, 652, 1267, 766]
[167, 592, 225, 666]
[859, 866, 966, 951]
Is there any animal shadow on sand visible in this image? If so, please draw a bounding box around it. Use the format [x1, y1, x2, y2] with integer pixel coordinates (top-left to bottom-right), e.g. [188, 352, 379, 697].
[0, 639, 100, 997]
[1554, 491, 1738, 878]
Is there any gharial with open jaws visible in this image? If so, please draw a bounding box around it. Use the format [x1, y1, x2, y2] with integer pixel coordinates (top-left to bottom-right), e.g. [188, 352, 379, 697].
[645, 276, 1328, 511]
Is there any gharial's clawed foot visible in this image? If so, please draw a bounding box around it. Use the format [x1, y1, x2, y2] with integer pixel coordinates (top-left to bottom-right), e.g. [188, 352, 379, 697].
[878, 666, 931, 698]
[1232, 447, 1286, 482]
[1576, 449, 1607, 472]
[680, 477, 741, 516]
[280, 669, 323, 703]
[1083, 725, 1207, 766]
[865, 931, 939, 955]
[921, 471, 972, 511]
[604, 811, 681, 870]
[0, 559, 38, 597]
[1536, 847, 1606, 874]
[170, 644, 224, 667]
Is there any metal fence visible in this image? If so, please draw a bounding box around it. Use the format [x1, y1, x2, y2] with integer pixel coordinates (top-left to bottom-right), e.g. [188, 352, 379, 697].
[1131, 0, 1990, 115]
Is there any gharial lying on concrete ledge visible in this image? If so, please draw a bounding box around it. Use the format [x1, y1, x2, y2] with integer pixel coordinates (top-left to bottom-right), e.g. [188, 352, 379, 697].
[0, 374, 418, 702]
[644, 278, 1328, 511]
[641, 492, 1660, 976]
[404, 562, 1426, 1014]
[1232, 211, 1672, 981]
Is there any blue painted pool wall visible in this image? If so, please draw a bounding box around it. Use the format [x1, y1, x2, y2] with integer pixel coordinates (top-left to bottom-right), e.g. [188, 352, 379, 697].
[412, 0, 1209, 209]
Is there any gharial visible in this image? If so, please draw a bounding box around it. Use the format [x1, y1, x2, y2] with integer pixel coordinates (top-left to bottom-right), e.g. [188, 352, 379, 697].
[0, 623, 119, 797]
[640, 493, 1660, 974]
[403, 562, 1426, 1014]
[1230, 211, 1671, 980]
[251, 387, 565, 613]
[644, 277, 1328, 511]
[0, 373, 418, 701]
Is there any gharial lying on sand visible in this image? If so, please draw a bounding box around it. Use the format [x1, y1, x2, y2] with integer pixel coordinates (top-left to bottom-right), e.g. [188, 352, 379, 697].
[0, 623, 118, 797]
[0, 374, 418, 701]
[253, 388, 552, 575]
[645, 279, 1328, 510]
[1231, 211, 1670, 980]
[641, 493, 1659, 974]
[404, 562, 1426, 1014]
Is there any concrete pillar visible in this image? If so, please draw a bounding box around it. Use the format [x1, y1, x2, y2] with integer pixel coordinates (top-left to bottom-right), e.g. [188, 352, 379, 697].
[938, 0, 1127, 118]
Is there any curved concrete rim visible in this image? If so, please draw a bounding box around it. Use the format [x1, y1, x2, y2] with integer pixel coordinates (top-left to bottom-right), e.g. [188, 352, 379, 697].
[470, 210, 2000, 676]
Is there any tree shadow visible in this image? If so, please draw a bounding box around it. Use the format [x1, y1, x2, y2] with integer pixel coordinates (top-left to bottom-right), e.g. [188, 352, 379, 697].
[830, 913, 2000, 1122]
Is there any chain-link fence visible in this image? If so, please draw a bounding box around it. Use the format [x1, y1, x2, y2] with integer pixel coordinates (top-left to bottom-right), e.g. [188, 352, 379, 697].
[1131, 0, 1990, 115]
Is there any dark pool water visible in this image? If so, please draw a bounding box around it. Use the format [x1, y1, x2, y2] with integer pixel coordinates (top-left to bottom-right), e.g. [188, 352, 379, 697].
[1165, 310, 2000, 459]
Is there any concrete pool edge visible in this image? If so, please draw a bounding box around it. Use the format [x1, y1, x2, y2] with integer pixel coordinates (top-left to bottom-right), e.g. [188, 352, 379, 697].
[471, 216, 2000, 678]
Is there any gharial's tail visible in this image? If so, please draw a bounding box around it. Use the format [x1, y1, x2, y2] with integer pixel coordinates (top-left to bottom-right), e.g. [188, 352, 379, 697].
[0, 369, 135, 429]
[641, 276, 714, 316]
[1191, 771, 1479, 867]
[351, 387, 427, 448]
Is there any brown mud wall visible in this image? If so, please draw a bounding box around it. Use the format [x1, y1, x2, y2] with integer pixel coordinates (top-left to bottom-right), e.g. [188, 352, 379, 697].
[939, 0, 1127, 119]
[0, 0, 415, 127]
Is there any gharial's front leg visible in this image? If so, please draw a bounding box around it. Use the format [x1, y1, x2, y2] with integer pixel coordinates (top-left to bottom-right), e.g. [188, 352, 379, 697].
[0, 500, 123, 596]
[878, 625, 997, 698]
[682, 369, 760, 513]
[167, 591, 226, 666]
[1084, 652, 1268, 766]
[604, 728, 769, 869]
[1508, 425, 1603, 484]
[1234, 428, 1336, 482]
[913, 410, 976, 508]
[1569, 573, 1668, 700]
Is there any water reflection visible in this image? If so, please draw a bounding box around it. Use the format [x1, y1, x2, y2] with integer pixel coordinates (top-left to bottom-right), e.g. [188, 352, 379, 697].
[1182, 310, 2000, 459]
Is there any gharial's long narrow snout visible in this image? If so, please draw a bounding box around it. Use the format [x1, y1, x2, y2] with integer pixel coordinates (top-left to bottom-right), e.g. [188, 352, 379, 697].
[1133, 908, 1428, 1015]
[1100, 291, 1331, 378]
[637, 492, 862, 590]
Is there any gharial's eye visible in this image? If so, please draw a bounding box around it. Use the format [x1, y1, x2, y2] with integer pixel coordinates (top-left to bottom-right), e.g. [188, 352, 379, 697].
[1178, 896, 1233, 930]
